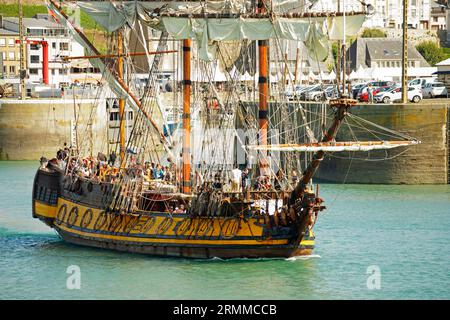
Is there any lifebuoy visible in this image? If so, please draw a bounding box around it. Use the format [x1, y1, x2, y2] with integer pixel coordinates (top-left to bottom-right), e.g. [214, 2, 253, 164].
[80, 209, 93, 228]
[94, 211, 108, 229]
[66, 207, 79, 227]
[56, 204, 67, 224]
[219, 217, 239, 239]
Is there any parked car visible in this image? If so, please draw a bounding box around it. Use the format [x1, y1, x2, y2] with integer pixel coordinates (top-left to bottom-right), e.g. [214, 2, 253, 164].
[325, 86, 339, 99]
[357, 86, 381, 102]
[299, 84, 320, 100]
[351, 83, 367, 99]
[306, 84, 334, 101]
[285, 85, 307, 99]
[356, 80, 398, 102]
[371, 81, 396, 89]
[374, 87, 422, 103]
[422, 82, 448, 98]
[408, 77, 436, 90]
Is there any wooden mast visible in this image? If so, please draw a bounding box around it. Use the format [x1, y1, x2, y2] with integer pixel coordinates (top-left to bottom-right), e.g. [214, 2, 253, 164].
[182, 39, 191, 193]
[117, 30, 126, 163]
[18, 0, 26, 99]
[258, 0, 269, 174]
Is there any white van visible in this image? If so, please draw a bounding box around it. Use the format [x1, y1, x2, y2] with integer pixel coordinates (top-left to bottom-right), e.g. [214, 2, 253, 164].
[408, 77, 437, 89]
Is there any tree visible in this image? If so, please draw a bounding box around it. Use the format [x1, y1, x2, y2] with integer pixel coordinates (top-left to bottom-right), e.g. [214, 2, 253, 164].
[416, 41, 447, 66]
[361, 28, 387, 38]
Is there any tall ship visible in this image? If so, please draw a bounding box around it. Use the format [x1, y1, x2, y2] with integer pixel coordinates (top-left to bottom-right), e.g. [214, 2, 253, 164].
[32, 0, 418, 259]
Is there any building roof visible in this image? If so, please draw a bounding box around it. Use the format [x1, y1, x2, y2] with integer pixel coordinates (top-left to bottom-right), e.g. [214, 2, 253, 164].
[431, 0, 445, 9]
[435, 58, 450, 66]
[0, 28, 18, 36]
[4, 17, 64, 30]
[347, 38, 429, 70]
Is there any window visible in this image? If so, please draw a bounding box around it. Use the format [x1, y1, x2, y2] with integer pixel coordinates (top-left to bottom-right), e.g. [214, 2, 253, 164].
[8, 38, 15, 47]
[52, 42, 56, 49]
[110, 112, 119, 121]
[29, 68, 38, 75]
[30, 44, 39, 50]
[2, 52, 6, 60]
[59, 68, 68, 75]
[59, 42, 69, 51]
[0, 38, 5, 46]
[8, 52, 14, 60]
[9, 66, 15, 73]
[30, 55, 40, 63]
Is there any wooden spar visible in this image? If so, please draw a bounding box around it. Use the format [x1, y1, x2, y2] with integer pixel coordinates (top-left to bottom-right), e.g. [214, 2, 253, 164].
[258, 0, 269, 173]
[290, 99, 357, 204]
[182, 39, 191, 194]
[247, 140, 420, 151]
[117, 31, 126, 163]
[336, 0, 341, 94]
[152, 11, 366, 18]
[62, 50, 177, 61]
[294, 46, 300, 85]
[48, 0, 170, 148]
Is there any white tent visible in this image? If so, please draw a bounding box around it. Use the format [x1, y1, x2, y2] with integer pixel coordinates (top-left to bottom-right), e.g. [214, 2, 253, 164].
[213, 68, 227, 82]
[239, 72, 256, 82]
[328, 70, 336, 80]
[354, 65, 369, 80]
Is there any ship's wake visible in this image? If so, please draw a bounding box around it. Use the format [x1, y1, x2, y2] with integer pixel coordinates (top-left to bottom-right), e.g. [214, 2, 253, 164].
[285, 254, 321, 261]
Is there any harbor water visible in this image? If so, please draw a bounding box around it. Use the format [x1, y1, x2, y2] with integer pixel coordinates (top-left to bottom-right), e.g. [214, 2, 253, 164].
[1, 161, 449, 299]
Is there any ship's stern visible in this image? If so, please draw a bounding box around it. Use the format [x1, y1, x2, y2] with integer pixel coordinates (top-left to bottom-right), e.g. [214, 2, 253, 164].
[32, 166, 62, 227]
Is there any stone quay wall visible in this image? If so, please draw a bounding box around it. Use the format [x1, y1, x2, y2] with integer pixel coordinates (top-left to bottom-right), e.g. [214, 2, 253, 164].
[0, 98, 108, 161]
[315, 102, 449, 184]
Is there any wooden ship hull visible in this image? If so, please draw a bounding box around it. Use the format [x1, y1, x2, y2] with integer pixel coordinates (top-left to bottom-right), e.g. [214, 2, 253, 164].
[32, 168, 315, 259]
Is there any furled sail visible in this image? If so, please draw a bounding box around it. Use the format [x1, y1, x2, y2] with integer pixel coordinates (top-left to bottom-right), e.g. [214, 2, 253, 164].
[76, 1, 367, 61]
[47, 0, 173, 152]
[246, 140, 421, 152]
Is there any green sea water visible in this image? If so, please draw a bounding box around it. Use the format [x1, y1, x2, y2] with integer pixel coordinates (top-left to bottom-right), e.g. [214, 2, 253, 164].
[1, 161, 449, 299]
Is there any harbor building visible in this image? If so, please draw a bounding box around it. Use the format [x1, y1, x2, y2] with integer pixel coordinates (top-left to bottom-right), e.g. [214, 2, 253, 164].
[310, 0, 432, 29]
[347, 38, 429, 71]
[0, 18, 21, 79]
[1, 14, 84, 87]
[430, 1, 447, 30]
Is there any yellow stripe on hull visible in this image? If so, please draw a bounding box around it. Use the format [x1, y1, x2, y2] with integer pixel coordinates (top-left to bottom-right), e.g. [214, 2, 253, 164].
[56, 223, 289, 246]
[34, 200, 57, 218]
[51, 197, 314, 249]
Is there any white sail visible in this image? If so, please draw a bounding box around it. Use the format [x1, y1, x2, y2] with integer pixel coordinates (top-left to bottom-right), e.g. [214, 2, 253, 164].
[76, 1, 366, 61]
[246, 140, 421, 152]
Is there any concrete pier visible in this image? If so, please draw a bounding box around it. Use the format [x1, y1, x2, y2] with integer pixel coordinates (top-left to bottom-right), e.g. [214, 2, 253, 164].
[0, 98, 108, 160]
[1, 97, 449, 184]
[315, 102, 449, 184]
